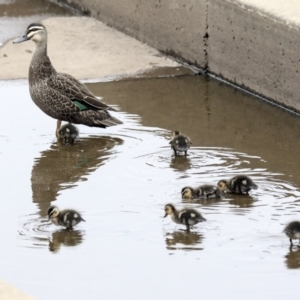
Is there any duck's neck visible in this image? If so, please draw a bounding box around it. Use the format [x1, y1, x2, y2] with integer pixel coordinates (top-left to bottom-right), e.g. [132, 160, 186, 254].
[170, 211, 180, 224]
[29, 40, 56, 82]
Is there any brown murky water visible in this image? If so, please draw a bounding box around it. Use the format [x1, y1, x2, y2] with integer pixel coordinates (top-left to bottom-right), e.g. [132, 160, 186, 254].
[1, 75, 300, 299]
[2, 1, 300, 300]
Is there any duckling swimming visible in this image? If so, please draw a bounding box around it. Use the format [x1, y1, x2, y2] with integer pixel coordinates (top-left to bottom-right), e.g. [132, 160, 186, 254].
[169, 131, 191, 157]
[164, 203, 206, 232]
[48, 206, 85, 229]
[284, 221, 300, 246]
[181, 185, 224, 199]
[217, 175, 258, 195]
[56, 120, 79, 144]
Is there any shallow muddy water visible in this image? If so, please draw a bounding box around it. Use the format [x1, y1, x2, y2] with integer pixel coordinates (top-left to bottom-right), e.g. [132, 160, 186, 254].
[1, 74, 300, 299]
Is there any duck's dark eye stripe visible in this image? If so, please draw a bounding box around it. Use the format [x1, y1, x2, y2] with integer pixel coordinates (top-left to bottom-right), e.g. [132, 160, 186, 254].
[27, 27, 43, 34]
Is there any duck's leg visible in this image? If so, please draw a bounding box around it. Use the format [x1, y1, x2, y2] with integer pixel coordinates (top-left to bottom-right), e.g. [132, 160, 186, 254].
[184, 150, 187, 157]
[186, 224, 190, 232]
[173, 148, 177, 156]
[56, 120, 62, 138]
[290, 238, 293, 246]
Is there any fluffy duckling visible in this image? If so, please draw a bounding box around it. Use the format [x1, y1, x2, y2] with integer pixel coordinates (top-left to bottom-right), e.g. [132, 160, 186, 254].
[169, 131, 191, 157]
[217, 175, 258, 195]
[56, 120, 79, 144]
[284, 221, 300, 246]
[48, 206, 85, 229]
[181, 185, 224, 199]
[164, 203, 206, 232]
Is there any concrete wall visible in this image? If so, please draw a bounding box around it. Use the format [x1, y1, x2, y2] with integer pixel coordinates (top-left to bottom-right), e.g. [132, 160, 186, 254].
[208, 0, 300, 111]
[63, 0, 300, 111]
[64, 0, 207, 69]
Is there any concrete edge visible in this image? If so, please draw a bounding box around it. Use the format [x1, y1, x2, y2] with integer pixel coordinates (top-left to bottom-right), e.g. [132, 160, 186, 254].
[60, 0, 300, 113]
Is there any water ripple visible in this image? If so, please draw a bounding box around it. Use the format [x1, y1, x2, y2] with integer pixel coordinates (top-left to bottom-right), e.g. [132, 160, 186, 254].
[18, 214, 84, 252]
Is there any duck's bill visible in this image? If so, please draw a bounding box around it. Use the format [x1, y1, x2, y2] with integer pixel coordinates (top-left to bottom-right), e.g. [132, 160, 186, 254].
[13, 35, 30, 44]
[164, 213, 167, 218]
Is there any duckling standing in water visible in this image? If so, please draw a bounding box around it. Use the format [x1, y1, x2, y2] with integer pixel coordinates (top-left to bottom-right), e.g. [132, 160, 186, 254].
[56, 120, 79, 144]
[169, 131, 191, 157]
[217, 175, 258, 195]
[284, 221, 300, 246]
[181, 185, 224, 199]
[48, 206, 85, 229]
[164, 203, 206, 232]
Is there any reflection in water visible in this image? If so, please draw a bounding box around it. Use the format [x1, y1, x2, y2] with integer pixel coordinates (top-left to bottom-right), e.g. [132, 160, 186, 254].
[170, 156, 192, 173]
[285, 247, 300, 269]
[49, 229, 84, 253]
[165, 230, 203, 251]
[228, 195, 256, 208]
[31, 136, 123, 216]
[183, 197, 223, 207]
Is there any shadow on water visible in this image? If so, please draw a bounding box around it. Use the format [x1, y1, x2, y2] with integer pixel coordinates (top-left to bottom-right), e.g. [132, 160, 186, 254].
[31, 135, 123, 217]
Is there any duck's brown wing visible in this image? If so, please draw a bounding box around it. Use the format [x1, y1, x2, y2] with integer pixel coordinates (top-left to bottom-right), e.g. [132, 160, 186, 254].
[47, 73, 115, 111]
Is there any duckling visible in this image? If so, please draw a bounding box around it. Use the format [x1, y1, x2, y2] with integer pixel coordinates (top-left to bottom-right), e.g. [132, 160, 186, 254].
[181, 185, 224, 199]
[48, 206, 85, 229]
[164, 203, 206, 232]
[284, 221, 300, 246]
[217, 175, 258, 195]
[56, 120, 79, 144]
[169, 131, 191, 157]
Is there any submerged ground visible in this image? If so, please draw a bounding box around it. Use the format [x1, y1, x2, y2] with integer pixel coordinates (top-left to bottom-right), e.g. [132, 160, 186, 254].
[1, 1, 300, 299]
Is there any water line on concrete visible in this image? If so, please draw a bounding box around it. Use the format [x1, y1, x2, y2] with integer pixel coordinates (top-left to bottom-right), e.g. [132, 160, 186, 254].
[203, 0, 209, 74]
[208, 72, 300, 118]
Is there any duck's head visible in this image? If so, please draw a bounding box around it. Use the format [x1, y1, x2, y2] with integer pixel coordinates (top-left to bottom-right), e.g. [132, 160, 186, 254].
[172, 131, 181, 138]
[164, 203, 176, 218]
[48, 206, 60, 220]
[13, 23, 47, 45]
[217, 180, 227, 192]
[181, 187, 194, 199]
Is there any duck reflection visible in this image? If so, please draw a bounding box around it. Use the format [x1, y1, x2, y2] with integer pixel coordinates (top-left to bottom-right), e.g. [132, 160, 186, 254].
[165, 230, 204, 251]
[170, 156, 192, 173]
[31, 136, 123, 216]
[49, 229, 84, 253]
[284, 246, 300, 269]
[182, 197, 222, 207]
[228, 194, 256, 208]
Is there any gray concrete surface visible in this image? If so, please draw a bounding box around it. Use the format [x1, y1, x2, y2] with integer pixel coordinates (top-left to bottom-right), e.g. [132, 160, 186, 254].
[63, 0, 207, 68]
[0, 16, 181, 80]
[208, 0, 300, 111]
[63, 0, 300, 111]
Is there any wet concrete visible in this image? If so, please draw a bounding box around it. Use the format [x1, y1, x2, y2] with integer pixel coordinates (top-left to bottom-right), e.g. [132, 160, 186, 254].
[1, 75, 300, 299]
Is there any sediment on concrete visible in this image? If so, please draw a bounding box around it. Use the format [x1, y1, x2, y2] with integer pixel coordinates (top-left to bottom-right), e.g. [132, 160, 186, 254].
[62, 0, 300, 112]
